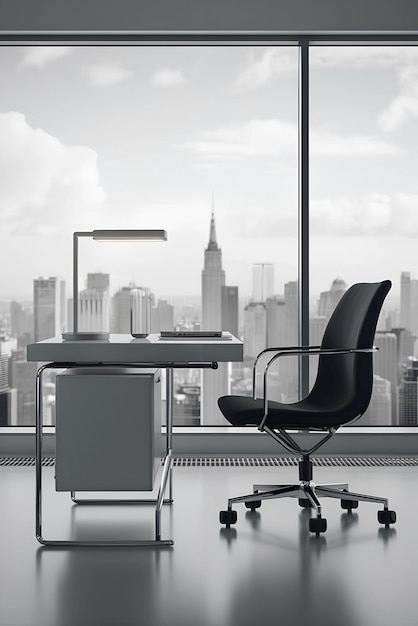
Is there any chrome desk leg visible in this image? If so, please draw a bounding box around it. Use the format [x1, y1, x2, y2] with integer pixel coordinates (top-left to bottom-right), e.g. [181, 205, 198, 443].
[166, 367, 174, 502]
[35, 363, 47, 545]
[156, 450, 173, 541]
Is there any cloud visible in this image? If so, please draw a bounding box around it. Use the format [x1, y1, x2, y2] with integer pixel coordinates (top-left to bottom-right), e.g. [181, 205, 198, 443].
[236, 48, 418, 132]
[379, 64, 418, 131]
[0, 111, 106, 234]
[235, 192, 418, 239]
[310, 47, 418, 132]
[311, 129, 402, 156]
[182, 118, 401, 166]
[235, 47, 418, 90]
[238, 47, 418, 88]
[19, 46, 73, 69]
[312, 47, 418, 133]
[235, 48, 296, 89]
[151, 68, 187, 87]
[182, 119, 297, 163]
[311, 192, 418, 237]
[81, 63, 133, 87]
[309, 46, 418, 70]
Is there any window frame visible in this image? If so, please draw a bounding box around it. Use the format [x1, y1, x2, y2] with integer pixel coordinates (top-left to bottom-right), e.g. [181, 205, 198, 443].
[2, 31, 418, 453]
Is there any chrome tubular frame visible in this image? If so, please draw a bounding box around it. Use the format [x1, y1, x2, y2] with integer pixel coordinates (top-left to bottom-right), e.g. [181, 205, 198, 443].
[35, 360, 217, 547]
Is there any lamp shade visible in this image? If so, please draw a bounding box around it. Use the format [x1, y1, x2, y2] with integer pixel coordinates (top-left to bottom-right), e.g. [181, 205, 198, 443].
[92, 229, 167, 241]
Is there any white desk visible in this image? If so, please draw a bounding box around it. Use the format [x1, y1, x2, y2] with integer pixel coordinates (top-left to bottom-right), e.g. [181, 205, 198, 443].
[27, 332, 243, 364]
[27, 333, 243, 547]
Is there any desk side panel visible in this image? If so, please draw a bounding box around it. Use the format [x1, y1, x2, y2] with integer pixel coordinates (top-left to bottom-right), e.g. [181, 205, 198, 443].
[55, 369, 161, 492]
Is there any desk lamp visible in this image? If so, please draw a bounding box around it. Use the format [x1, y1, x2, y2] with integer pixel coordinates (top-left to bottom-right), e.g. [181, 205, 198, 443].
[62, 229, 167, 341]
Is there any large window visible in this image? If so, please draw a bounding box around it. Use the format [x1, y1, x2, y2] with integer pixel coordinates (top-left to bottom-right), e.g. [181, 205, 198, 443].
[2, 40, 417, 429]
[0, 45, 299, 426]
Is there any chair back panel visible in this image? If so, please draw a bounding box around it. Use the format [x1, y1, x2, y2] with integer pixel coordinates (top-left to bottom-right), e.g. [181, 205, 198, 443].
[309, 280, 391, 422]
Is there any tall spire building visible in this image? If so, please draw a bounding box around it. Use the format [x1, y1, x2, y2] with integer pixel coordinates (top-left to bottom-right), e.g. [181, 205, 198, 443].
[202, 211, 225, 330]
[201, 211, 232, 425]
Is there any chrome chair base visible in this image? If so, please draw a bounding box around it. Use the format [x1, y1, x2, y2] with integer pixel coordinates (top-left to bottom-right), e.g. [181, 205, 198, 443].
[220, 459, 397, 535]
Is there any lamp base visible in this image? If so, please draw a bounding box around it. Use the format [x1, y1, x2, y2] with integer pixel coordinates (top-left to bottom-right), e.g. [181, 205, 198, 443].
[62, 332, 110, 341]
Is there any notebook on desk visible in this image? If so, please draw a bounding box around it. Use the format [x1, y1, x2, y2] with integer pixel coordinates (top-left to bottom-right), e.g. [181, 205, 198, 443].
[159, 331, 232, 340]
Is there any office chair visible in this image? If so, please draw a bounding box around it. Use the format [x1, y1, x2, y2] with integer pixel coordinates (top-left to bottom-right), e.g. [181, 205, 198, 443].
[219, 280, 396, 536]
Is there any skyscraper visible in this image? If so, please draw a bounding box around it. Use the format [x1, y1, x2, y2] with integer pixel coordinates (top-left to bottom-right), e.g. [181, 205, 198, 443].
[283, 281, 299, 401]
[33, 277, 66, 341]
[252, 263, 274, 303]
[202, 211, 225, 330]
[284, 280, 298, 345]
[10, 350, 37, 425]
[0, 337, 17, 426]
[110, 286, 133, 333]
[400, 271, 411, 332]
[359, 375, 392, 426]
[10, 301, 33, 342]
[399, 357, 418, 426]
[266, 295, 286, 347]
[243, 302, 266, 359]
[221, 286, 239, 338]
[152, 298, 174, 333]
[79, 273, 110, 333]
[400, 271, 418, 336]
[201, 211, 228, 425]
[318, 278, 347, 319]
[374, 331, 399, 424]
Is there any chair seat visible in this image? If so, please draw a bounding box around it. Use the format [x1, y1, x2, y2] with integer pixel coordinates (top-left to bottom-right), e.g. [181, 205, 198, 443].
[218, 394, 358, 429]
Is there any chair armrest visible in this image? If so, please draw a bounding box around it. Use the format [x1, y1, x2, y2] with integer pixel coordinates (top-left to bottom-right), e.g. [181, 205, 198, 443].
[255, 346, 377, 431]
[252, 345, 320, 396]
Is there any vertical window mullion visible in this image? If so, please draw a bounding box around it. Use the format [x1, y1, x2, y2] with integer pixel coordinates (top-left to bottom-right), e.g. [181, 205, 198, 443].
[298, 38, 310, 399]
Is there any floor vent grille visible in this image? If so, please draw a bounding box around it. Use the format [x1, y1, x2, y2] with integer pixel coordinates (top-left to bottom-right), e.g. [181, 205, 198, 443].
[172, 456, 418, 468]
[0, 457, 56, 467]
[0, 456, 417, 468]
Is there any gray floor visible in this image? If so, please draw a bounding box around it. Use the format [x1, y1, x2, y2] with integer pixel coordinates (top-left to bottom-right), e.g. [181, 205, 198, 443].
[0, 461, 415, 626]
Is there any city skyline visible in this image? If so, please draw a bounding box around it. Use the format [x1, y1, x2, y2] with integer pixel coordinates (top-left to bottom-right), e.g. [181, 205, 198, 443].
[2, 259, 418, 427]
[0, 268, 409, 321]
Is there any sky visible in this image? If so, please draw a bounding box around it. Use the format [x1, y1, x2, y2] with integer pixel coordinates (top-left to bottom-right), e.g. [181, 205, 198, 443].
[1, 44, 418, 305]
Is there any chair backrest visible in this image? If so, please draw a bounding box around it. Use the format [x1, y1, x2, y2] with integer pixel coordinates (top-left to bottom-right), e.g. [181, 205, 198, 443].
[308, 280, 391, 424]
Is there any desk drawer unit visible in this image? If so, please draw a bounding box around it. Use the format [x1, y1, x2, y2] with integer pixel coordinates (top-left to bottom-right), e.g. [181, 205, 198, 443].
[55, 367, 162, 492]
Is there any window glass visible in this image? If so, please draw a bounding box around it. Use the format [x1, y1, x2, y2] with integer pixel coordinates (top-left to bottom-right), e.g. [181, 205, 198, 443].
[0, 45, 298, 426]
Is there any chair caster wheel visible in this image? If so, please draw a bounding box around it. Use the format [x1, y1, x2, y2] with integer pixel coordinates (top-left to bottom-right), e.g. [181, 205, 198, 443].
[299, 498, 313, 508]
[378, 509, 396, 527]
[341, 499, 359, 512]
[220, 509, 237, 527]
[309, 516, 327, 536]
[245, 500, 261, 511]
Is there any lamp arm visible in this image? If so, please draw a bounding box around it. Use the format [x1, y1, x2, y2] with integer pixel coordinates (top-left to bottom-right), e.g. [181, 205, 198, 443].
[73, 233, 78, 333]
[72, 231, 93, 334]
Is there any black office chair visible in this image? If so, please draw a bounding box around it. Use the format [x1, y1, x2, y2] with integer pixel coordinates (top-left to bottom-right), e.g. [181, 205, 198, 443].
[219, 280, 396, 536]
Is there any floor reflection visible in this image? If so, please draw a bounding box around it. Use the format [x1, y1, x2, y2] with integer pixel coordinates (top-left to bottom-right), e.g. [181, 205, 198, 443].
[36, 542, 171, 625]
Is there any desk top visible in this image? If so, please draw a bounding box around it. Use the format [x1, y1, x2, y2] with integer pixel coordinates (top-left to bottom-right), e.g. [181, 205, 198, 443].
[26, 333, 243, 364]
